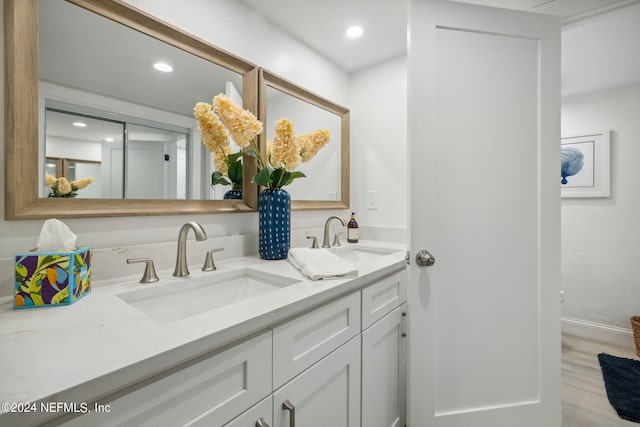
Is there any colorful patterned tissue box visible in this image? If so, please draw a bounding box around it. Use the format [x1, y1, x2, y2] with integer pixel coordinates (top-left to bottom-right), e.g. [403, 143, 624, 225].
[14, 247, 92, 309]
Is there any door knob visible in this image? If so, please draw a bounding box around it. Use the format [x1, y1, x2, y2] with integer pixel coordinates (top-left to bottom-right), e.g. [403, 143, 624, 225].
[416, 249, 435, 267]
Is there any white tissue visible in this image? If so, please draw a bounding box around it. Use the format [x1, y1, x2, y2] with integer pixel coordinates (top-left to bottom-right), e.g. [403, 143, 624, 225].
[36, 219, 77, 251]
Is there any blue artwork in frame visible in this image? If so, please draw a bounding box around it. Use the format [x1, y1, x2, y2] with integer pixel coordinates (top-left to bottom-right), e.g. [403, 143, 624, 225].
[561, 131, 610, 198]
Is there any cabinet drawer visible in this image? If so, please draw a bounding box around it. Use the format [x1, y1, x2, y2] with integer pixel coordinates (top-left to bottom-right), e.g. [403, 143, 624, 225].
[362, 269, 406, 330]
[272, 292, 360, 389]
[58, 331, 272, 427]
[224, 395, 272, 427]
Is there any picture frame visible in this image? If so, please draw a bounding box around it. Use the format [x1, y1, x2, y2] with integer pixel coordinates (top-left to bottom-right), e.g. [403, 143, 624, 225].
[561, 130, 610, 198]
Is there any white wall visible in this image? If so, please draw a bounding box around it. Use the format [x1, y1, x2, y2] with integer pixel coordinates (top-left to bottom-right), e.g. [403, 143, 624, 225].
[0, 0, 350, 290]
[46, 136, 102, 162]
[349, 56, 408, 236]
[561, 2, 640, 97]
[559, 2, 640, 336]
[561, 83, 640, 330]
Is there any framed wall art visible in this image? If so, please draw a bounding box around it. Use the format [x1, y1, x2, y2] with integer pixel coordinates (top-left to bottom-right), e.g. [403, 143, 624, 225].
[561, 130, 610, 198]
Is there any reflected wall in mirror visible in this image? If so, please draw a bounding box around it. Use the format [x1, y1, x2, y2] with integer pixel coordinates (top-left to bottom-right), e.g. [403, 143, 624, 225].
[259, 69, 350, 210]
[4, 0, 259, 219]
[44, 106, 190, 199]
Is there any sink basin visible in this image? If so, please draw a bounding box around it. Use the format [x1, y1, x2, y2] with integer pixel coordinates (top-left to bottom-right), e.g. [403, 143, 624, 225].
[117, 268, 300, 323]
[330, 245, 398, 265]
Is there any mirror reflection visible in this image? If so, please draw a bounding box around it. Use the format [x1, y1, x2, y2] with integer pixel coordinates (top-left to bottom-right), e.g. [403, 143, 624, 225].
[264, 86, 342, 201]
[44, 108, 190, 199]
[39, 0, 244, 200]
[260, 69, 350, 209]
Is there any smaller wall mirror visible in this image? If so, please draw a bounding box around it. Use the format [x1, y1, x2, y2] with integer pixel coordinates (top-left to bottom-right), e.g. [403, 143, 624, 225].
[259, 69, 350, 210]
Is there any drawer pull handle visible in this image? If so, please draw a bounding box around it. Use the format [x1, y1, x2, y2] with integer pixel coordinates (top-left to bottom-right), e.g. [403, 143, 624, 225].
[282, 399, 296, 427]
[256, 417, 270, 427]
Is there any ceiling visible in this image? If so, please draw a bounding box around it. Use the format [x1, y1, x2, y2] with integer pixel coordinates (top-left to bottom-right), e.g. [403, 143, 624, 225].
[239, 0, 640, 95]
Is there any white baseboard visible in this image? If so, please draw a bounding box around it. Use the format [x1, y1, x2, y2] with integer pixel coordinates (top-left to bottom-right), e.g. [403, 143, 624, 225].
[562, 316, 635, 350]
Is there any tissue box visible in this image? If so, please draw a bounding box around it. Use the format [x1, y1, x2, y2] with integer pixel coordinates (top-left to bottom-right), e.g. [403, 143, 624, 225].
[14, 247, 92, 309]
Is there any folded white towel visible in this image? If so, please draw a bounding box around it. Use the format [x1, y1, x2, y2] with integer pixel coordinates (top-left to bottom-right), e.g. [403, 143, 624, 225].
[288, 248, 358, 281]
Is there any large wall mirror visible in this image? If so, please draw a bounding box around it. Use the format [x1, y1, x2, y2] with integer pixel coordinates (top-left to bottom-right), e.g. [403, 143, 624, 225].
[5, 0, 259, 219]
[259, 69, 350, 210]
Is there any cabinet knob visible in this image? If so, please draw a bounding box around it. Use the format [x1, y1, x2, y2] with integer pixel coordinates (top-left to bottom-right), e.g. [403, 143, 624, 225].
[255, 417, 270, 427]
[282, 399, 296, 427]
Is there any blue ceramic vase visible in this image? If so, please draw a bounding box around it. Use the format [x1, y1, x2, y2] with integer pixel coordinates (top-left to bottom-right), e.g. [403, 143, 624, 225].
[223, 189, 243, 200]
[259, 188, 290, 260]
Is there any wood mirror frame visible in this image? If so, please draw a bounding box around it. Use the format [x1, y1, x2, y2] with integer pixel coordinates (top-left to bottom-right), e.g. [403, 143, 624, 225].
[4, 0, 259, 220]
[258, 68, 350, 210]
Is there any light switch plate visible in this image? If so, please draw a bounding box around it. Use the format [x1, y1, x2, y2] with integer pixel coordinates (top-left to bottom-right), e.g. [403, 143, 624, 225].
[367, 191, 377, 210]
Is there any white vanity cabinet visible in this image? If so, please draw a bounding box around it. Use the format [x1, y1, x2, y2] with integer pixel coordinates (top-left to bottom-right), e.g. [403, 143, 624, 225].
[42, 263, 407, 427]
[269, 269, 406, 427]
[361, 270, 407, 427]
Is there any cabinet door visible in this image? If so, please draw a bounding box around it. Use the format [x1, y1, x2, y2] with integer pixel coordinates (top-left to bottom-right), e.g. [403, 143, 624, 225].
[362, 304, 407, 427]
[273, 336, 361, 427]
[224, 396, 272, 427]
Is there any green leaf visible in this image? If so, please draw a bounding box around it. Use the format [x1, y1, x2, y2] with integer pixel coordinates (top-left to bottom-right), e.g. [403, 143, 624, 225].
[211, 171, 230, 186]
[251, 167, 272, 187]
[270, 168, 287, 188]
[281, 171, 306, 187]
[227, 151, 243, 163]
[244, 149, 261, 159]
[228, 161, 243, 185]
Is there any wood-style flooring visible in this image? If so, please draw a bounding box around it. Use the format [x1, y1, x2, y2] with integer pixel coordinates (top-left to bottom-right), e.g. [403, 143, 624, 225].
[562, 333, 639, 426]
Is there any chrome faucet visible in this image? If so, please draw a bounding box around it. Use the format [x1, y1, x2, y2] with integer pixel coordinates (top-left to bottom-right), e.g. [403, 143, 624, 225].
[173, 222, 208, 277]
[322, 215, 346, 248]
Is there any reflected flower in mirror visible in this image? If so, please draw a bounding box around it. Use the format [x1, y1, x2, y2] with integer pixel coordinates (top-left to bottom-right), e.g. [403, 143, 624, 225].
[45, 174, 94, 198]
[194, 94, 263, 194]
[213, 94, 263, 148]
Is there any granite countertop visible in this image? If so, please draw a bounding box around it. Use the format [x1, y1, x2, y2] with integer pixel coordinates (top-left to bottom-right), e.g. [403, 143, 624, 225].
[0, 241, 405, 425]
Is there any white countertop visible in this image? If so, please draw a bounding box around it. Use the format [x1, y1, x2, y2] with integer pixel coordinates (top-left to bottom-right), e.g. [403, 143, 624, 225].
[0, 241, 405, 424]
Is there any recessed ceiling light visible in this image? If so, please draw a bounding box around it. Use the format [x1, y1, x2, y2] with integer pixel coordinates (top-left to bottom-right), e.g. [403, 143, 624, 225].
[104, 137, 115, 142]
[72, 122, 87, 127]
[153, 62, 173, 72]
[346, 25, 364, 39]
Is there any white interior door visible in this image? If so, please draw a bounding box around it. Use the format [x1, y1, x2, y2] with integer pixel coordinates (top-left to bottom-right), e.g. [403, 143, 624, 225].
[407, 1, 561, 426]
[126, 141, 166, 199]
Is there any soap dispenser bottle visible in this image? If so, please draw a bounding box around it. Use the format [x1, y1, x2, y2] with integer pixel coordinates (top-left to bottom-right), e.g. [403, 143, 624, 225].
[347, 212, 359, 243]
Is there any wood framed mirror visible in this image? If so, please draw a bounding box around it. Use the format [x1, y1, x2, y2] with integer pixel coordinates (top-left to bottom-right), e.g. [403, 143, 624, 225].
[258, 68, 350, 210]
[4, 0, 259, 219]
